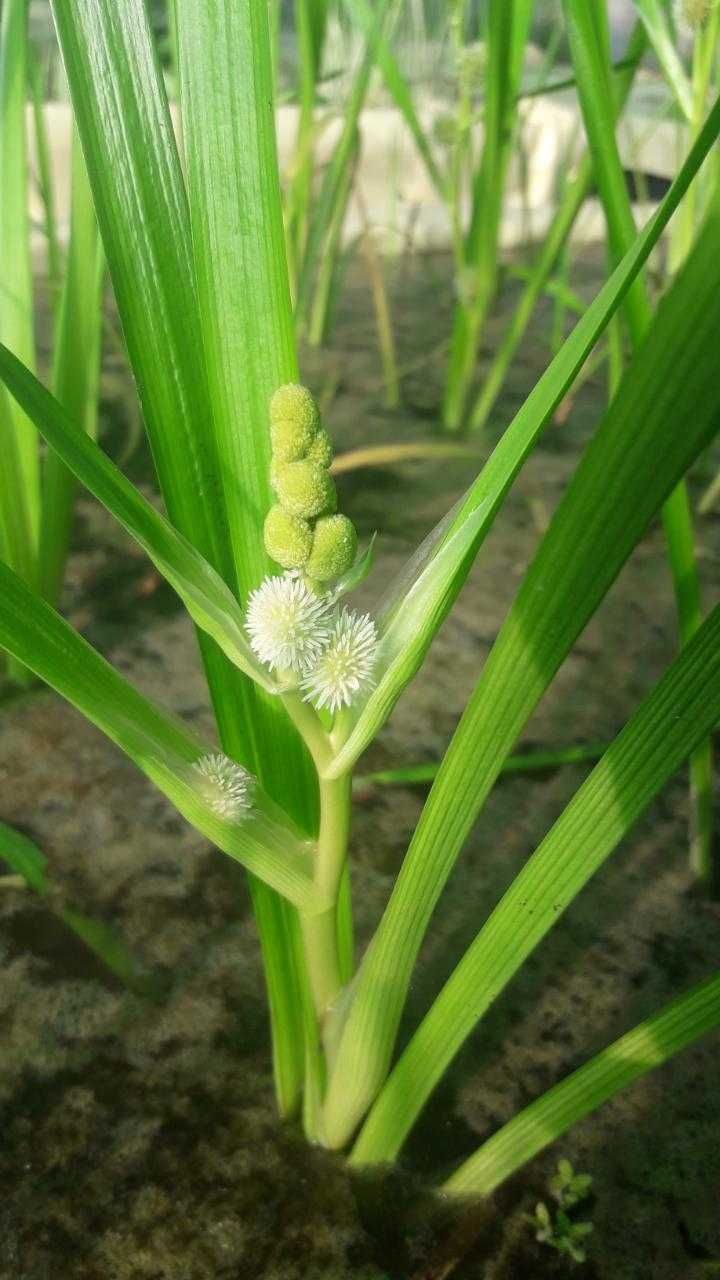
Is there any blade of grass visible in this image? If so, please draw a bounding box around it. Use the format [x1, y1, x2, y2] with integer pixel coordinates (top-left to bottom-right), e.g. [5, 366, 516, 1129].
[355, 742, 608, 790]
[321, 205, 720, 1148]
[0, 0, 39, 570]
[351, 603, 720, 1162]
[294, 0, 396, 333]
[563, 0, 714, 883]
[444, 972, 720, 1195]
[442, 0, 534, 431]
[325, 503, 489, 780]
[0, 563, 322, 911]
[0, 382, 35, 589]
[52, 0, 311, 1115]
[633, 0, 694, 121]
[325, 98, 720, 781]
[341, 0, 446, 198]
[39, 127, 104, 606]
[48, 0, 230, 579]
[0, 820, 153, 992]
[357, 187, 400, 408]
[307, 126, 360, 346]
[468, 22, 647, 434]
[28, 46, 62, 308]
[176, 0, 331, 1110]
[0, 340, 280, 690]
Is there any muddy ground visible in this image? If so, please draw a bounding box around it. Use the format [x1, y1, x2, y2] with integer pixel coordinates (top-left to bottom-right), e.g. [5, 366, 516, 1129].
[1, 251, 719, 1279]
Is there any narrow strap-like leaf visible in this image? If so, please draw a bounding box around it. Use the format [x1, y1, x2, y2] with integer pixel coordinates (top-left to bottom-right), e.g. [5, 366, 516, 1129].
[0, 0, 39, 564]
[49, 0, 231, 578]
[0, 561, 321, 912]
[633, 0, 694, 121]
[351, 604, 720, 1161]
[0, 341, 278, 692]
[444, 972, 720, 1195]
[321, 203, 720, 1150]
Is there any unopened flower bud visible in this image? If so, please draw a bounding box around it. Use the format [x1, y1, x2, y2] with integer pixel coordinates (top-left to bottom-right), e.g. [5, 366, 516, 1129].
[271, 416, 317, 462]
[264, 505, 312, 570]
[306, 514, 357, 581]
[274, 459, 336, 519]
[306, 426, 334, 468]
[270, 383, 320, 434]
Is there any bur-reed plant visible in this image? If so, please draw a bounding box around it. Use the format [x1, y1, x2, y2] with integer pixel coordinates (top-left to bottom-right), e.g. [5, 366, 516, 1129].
[1, 0, 719, 1213]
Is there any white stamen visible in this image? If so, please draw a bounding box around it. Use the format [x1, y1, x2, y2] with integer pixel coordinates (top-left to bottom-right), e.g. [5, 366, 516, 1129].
[301, 608, 377, 714]
[245, 573, 332, 673]
[192, 752, 254, 820]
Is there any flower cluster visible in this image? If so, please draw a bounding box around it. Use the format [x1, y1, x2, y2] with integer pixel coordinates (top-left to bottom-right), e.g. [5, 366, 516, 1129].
[675, 0, 716, 30]
[264, 384, 358, 584]
[192, 752, 255, 820]
[246, 572, 377, 713]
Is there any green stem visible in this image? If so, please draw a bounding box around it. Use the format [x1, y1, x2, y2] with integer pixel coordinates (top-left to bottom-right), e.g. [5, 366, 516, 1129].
[300, 771, 352, 1020]
[282, 688, 333, 772]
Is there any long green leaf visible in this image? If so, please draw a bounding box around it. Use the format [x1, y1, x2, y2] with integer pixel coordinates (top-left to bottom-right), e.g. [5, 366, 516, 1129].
[0, 0, 39, 565]
[356, 742, 607, 789]
[0, 821, 149, 990]
[321, 204, 720, 1149]
[442, 0, 534, 429]
[295, 0, 396, 329]
[52, 0, 313, 1115]
[40, 126, 104, 606]
[49, 0, 230, 578]
[633, 0, 694, 121]
[468, 21, 647, 433]
[325, 504, 488, 779]
[49, 0, 265, 748]
[341, 0, 446, 197]
[444, 972, 720, 1195]
[563, 0, 713, 883]
[351, 604, 720, 1161]
[330, 94, 720, 783]
[0, 341, 278, 692]
[0, 821, 46, 892]
[0, 562, 321, 912]
[175, 0, 322, 1115]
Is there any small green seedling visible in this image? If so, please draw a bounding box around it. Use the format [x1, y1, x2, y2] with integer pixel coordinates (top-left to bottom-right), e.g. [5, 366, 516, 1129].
[549, 1158, 593, 1211]
[529, 1160, 594, 1265]
[530, 1199, 594, 1266]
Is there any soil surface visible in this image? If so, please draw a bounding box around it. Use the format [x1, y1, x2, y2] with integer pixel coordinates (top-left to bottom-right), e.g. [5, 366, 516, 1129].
[1, 251, 719, 1280]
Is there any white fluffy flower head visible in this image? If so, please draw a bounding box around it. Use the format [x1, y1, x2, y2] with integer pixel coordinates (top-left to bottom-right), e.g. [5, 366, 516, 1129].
[674, 0, 716, 31]
[301, 607, 378, 713]
[192, 752, 254, 820]
[246, 572, 331, 672]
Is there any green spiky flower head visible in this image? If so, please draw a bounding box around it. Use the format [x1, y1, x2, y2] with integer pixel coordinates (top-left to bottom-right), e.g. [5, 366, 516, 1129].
[306, 514, 358, 582]
[270, 383, 320, 434]
[274, 459, 336, 520]
[306, 427, 333, 468]
[264, 382, 358, 587]
[270, 416, 317, 462]
[263, 506, 313, 570]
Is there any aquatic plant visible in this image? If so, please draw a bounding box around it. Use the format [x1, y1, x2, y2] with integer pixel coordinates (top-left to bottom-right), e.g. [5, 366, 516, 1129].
[0, 0, 719, 1222]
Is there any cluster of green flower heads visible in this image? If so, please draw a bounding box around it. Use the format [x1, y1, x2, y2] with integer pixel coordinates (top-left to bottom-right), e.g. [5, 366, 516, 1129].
[264, 384, 358, 584]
